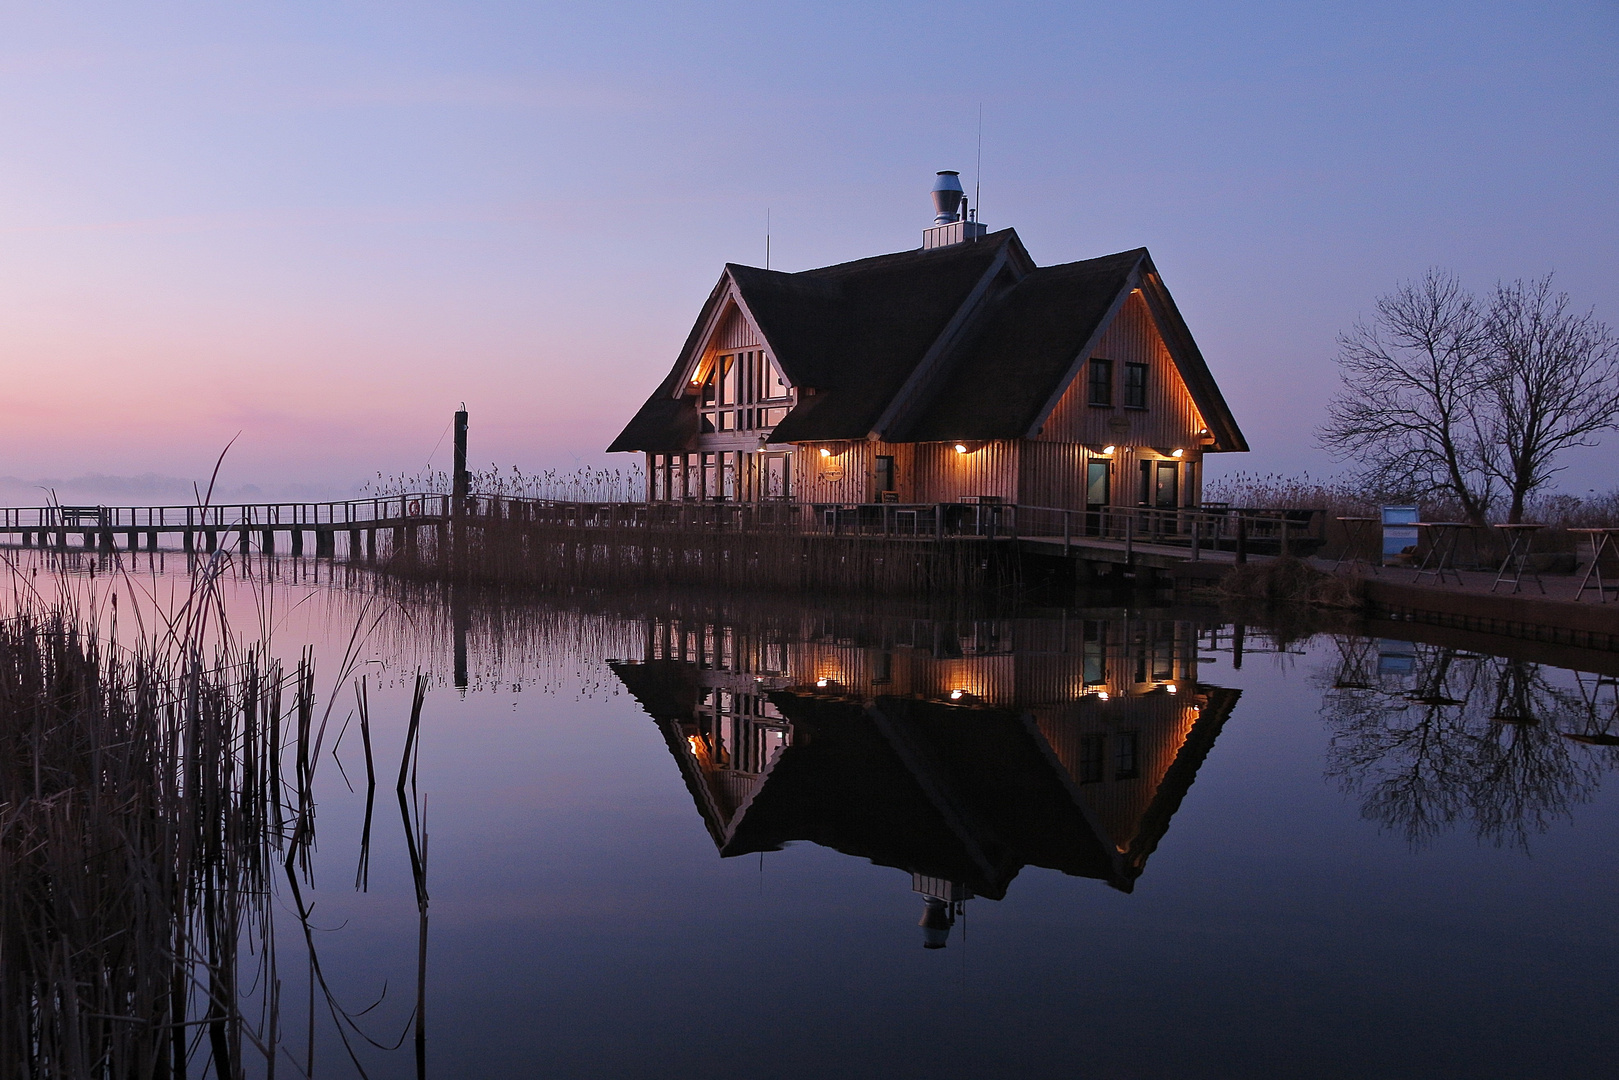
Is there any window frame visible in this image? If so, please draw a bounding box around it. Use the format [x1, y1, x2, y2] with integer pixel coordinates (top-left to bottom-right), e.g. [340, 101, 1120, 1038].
[1088, 357, 1114, 408]
[1122, 362, 1148, 410]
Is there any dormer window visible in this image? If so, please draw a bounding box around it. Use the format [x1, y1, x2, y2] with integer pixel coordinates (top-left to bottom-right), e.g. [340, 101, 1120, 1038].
[697, 350, 793, 434]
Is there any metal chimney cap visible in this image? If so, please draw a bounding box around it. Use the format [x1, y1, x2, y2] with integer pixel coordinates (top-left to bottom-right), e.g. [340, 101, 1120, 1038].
[931, 171, 965, 224]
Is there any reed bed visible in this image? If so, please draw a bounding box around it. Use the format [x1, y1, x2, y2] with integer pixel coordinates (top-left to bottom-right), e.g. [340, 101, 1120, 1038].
[0, 610, 289, 1078]
[383, 514, 1010, 597]
[0, 550, 411, 1079]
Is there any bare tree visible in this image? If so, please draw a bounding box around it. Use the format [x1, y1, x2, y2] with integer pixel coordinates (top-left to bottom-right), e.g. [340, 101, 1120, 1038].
[1483, 275, 1619, 523]
[1321, 270, 1496, 524]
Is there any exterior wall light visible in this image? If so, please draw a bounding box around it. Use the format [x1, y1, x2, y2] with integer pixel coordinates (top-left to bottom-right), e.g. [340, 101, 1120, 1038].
[954, 443, 969, 454]
[1101, 444, 1116, 455]
[819, 447, 832, 458]
[1165, 683, 1178, 694]
[949, 689, 965, 700]
[1095, 691, 1110, 702]
[816, 678, 829, 687]
[1172, 448, 1185, 458]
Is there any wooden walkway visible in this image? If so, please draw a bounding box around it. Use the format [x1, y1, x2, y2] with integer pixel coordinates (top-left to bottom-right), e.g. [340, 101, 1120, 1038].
[1, 494, 1614, 652]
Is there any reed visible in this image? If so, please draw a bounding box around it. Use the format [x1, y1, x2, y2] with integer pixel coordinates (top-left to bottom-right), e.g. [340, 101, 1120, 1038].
[381, 508, 1010, 597]
[0, 607, 287, 1078]
[0, 550, 394, 1077]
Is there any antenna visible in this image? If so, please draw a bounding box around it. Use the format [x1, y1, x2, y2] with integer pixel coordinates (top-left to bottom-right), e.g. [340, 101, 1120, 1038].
[766, 207, 771, 270]
[974, 103, 983, 224]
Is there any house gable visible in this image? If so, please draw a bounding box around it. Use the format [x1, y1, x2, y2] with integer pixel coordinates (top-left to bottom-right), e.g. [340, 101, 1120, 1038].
[1034, 288, 1207, 448]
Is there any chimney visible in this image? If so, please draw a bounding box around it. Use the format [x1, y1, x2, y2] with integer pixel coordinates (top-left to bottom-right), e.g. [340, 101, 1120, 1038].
[923, 170, 987, 249]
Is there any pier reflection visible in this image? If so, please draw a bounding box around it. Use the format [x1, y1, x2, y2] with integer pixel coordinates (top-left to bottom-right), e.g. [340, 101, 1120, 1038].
[612, 611, 1239, 946]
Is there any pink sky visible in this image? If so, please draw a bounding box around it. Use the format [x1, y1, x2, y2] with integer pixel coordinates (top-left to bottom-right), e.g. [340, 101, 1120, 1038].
[1, 3, 1615, 502]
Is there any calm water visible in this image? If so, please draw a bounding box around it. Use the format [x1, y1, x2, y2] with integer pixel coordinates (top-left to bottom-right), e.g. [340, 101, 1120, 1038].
[22, 552, 1619, 1078]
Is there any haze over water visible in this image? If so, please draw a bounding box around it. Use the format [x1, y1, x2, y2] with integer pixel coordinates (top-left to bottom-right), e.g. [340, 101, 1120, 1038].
[18, 550, 1618, 1078]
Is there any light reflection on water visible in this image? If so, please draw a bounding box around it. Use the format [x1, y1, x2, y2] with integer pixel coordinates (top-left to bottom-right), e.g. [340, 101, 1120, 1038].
[6, 548, 1619, 1078]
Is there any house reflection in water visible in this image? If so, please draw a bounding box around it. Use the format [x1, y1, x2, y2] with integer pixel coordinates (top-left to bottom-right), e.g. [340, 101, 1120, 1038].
[612, 614, 1240, 948]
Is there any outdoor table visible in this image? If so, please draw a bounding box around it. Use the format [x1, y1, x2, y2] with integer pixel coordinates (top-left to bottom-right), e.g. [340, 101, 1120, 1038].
[1334, 516, 1380, 574]
[1569, 527, 1619, 602]
[1491, 523, 1547, 595]
[1412, 522, 1476, 586]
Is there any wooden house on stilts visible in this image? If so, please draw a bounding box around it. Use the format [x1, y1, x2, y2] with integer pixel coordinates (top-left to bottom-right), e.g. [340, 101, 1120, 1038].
[610, 172, 1247, 515]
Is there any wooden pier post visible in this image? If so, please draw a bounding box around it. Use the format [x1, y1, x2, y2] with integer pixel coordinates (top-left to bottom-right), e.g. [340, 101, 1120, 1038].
[127, 529, 140, 552]
[205, 530, 217, 553]
[451, 406, 468, 577]
[238, 530, 250, 556]
[366, 528, 376, 561]
[146, 529, 157, 551]
[262, 529, 275, 555]
[291, 529, 303, 557]
[184, 530, 194, 553]
[349, 528, 360, 560]
[1235, 517, 1248, 565]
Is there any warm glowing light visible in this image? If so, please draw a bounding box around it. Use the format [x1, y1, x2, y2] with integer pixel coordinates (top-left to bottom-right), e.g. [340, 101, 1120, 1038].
[954, 443, 968, 454]
[949, 689, 964, 700]
[1171, 448, 1185, 458]
[818, 447, 831, 458]
[816, 678, 829, 687]
[1165, 683, 1178, 694]
[1101, 444, 1116, 455]
[1095, 691, 1110, 702]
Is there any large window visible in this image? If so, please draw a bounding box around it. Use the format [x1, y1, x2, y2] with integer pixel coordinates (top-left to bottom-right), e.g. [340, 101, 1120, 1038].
[1123, 362, 1148, 409]
[698, 350, 792, 434]
[1088, 358, 1113, 407]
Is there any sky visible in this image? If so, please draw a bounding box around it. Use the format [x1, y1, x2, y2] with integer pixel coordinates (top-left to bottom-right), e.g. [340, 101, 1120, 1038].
[0, 1, 1614, 502]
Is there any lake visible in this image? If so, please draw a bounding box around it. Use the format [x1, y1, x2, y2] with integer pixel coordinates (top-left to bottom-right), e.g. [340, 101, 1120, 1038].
[10, 550, 1619, 1078]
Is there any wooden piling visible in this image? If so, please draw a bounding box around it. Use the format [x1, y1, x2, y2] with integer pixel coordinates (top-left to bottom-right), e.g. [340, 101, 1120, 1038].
[290, 530, 303, 557]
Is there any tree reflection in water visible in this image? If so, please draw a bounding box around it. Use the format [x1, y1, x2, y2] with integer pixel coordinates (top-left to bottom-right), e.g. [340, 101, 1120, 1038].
[1320, 637, 1619, 849]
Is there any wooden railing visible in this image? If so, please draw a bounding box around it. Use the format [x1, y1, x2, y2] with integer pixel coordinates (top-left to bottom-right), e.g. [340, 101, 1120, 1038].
[0, 495, 1325, 560]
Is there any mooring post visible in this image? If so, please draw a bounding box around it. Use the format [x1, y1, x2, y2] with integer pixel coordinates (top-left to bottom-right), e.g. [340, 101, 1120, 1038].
[1236, 517, 1248, 565]
[451, 406, 469, 576]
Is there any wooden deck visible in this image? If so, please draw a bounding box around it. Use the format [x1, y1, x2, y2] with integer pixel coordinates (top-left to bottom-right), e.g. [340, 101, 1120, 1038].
[2, 495, 1613, 653]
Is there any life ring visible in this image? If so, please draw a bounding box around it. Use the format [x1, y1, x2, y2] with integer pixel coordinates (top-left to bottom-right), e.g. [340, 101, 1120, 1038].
[407, 499, 421, 517]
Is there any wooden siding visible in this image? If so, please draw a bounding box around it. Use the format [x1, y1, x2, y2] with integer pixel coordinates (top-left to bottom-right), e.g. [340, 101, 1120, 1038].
[1031, 695, 1200, 852]
[1022, 290, 1206, 508]
[1038, 290, 1206, 448]
[910, 440, 1020, 504]
[793, 442, 872, 503]
[713, 303, 760, 350]
[1017, 441, 1087, 511]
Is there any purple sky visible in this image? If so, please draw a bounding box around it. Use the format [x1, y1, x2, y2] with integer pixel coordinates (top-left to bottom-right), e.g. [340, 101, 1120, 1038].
[0, 2, 1614, 501]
